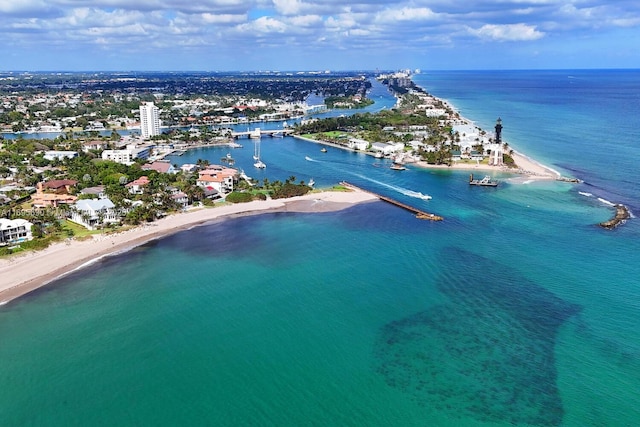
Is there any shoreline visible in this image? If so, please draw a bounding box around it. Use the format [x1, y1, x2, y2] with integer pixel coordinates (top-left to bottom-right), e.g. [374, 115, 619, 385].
[0, 189, 377, 305]
[295, 135, 559, 180]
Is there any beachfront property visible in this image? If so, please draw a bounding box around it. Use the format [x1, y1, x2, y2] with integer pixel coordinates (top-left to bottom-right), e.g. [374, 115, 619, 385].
[166, 186, 189, 209]
[30, 180, 78, 208]
[126, 176, 151, 195]
[140, 102, 161, 139]
[0, 218, 33, 245]
[196, 166, 236, 194]
[69, 198, 120, 230]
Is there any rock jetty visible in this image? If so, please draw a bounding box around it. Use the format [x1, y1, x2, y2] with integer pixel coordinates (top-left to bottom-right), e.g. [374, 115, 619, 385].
[599, 204, 631, 229]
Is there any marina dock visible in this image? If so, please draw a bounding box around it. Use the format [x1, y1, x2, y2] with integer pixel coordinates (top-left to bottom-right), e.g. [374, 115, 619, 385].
[340, 181, 443, 221]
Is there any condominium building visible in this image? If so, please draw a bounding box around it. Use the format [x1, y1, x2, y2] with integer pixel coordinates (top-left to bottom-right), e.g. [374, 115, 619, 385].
[139, 102, 161, 139]
[101, 143, 155, 165]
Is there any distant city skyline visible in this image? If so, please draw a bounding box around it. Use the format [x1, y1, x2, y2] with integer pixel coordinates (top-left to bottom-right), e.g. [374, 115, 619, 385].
[2, 1, 639, 71]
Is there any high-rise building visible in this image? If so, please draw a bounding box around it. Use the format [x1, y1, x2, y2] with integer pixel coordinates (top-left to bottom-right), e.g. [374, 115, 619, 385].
[139, 102, 161, 139]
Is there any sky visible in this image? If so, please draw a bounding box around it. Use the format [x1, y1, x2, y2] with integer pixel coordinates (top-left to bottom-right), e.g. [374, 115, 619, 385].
[2, 0, 639, 71]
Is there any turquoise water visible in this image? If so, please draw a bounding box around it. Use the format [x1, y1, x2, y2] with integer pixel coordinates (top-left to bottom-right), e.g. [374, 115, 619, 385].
[1, 70, 639, 426]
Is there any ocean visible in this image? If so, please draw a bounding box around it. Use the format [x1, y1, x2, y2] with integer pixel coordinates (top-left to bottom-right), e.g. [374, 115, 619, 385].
[1, 70, 639, 426]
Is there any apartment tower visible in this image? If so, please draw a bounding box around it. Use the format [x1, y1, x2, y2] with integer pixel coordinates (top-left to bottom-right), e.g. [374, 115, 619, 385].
[139, 102, 161, 139]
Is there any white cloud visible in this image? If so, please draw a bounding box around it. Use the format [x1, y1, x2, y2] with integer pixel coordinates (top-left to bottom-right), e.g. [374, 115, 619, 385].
[288, 14, 323, 28]
[375, 7, 438, 23]
[273, 0, 303, 16]
[470, 23, 545, 41]
[1, 0, 639, 70]
[200, 12, 247, 25]
[237, 16, 287, 34]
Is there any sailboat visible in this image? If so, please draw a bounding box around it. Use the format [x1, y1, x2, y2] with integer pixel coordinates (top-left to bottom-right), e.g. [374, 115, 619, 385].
[253, 139, 266, 168]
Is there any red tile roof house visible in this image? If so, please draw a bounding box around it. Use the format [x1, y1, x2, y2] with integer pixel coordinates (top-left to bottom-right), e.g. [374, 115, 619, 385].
[42, 179, 78, 194]
[196, 166, 236, 194]
[31, 181, 78, 208]
[125, 176, 151, 195]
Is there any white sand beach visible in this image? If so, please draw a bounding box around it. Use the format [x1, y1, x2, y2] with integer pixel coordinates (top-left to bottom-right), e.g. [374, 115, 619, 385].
[0, 189, 377, 304]
[414, 150, 558, 180]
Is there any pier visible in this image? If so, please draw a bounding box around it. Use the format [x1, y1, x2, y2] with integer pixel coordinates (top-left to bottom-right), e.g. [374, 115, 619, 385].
[340, 182, 443, 221]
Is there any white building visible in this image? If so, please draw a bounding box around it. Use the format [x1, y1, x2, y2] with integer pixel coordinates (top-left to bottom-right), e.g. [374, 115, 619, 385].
[43, 151, 78, 161]
[70, 198, 120, 230]
[0, 218, 33, 245]
[371, 142, 404, 156]
[347, 138, 369, 151]
[101, 143, 154, 165]
[487, 143, 504, 166]
[139, 102, 161, 139]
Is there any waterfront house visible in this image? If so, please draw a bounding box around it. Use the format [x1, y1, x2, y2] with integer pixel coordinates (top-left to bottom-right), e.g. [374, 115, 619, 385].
[80, 185, 106, 199]
[126, 176, 150, 195]
[347, 138, 369, 151]
[42, 179, 78, 194]
[0, 218, 33, 246]
[196, 166, 236, 194]
[371, 142, 403, 156]
[31, 181, 78, 208]
[172, 192, 189, 208]
[70, 198, 120, 230]
[470, 151, 484, 162]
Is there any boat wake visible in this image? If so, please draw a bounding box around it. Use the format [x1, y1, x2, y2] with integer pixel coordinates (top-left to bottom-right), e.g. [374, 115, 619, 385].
[597, 197, 616, 207]
[354, 174, 432, 200]
[305, 156, 318, 162]
[578, 191, 593, 197]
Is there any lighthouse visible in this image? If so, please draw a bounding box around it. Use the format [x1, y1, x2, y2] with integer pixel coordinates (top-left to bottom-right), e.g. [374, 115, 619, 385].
[491, 118, 504, 166]
[495, 117, 503, 146]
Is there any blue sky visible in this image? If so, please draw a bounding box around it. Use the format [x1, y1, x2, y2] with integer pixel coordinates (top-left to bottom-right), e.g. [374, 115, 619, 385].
[2, 0, 639, 71]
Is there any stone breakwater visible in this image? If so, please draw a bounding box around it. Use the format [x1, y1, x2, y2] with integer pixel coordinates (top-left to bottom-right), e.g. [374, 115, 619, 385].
[599, 204, 631, 229]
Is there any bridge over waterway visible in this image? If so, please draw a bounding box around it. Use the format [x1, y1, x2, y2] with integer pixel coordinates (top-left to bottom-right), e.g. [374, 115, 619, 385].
[231, 128, 294, 139]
